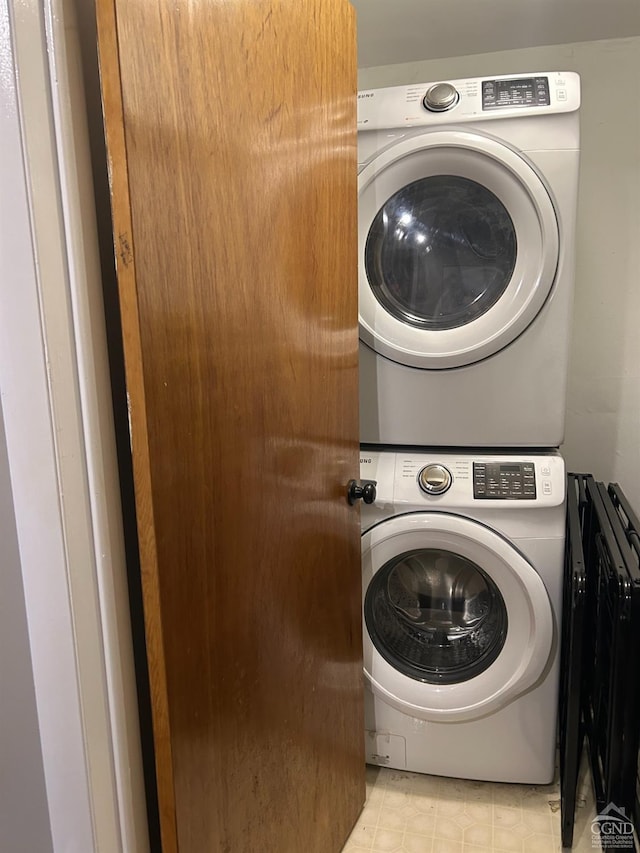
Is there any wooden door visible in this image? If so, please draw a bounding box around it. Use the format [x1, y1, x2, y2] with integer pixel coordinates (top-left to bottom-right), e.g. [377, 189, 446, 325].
[95, 0, 363, 850]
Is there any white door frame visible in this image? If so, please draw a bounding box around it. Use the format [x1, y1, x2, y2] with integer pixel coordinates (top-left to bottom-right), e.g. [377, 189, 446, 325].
[0, 0, 148, 849]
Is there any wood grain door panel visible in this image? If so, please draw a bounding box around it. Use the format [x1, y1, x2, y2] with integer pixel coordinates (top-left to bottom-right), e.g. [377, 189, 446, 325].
[96, 0, 362, 850]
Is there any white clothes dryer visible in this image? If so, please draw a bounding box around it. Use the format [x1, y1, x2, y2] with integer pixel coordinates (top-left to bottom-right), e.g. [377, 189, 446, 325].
[358, 72, 580, 447]
[359, 449, 565, 783]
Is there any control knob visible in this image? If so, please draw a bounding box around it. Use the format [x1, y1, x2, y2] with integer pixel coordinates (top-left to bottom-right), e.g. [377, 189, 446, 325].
[418, 464, 452, 495]
[423, 82, 459, 112]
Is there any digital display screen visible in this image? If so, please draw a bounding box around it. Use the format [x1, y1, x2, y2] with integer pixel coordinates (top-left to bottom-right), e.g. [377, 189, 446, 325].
[473, 461, 536, 500]
[482, 76, 550, 110]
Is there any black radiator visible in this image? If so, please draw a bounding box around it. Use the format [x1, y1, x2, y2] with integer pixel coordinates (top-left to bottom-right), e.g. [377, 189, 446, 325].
[608, 483, 640, 841]
[561, 475, 640, 849]
[560, 473, 587, 848]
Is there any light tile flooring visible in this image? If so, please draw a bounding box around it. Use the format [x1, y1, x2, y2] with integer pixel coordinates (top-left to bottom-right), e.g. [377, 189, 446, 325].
[343, 755, 601, 853]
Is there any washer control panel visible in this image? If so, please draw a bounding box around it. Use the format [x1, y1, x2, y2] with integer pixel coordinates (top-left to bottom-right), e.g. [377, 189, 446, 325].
[360, 451, 565, 535]
[473, 462, 536, 500]
[386, 451, 563, 508]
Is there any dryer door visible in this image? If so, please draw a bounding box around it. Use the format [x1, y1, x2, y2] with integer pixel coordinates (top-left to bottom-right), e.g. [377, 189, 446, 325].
[362, 512, 554, 722]
[359, 130, 559, 369]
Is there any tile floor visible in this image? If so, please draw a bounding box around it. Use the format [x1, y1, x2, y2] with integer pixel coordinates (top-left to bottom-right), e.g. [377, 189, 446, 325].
[342, 755, 601, 853]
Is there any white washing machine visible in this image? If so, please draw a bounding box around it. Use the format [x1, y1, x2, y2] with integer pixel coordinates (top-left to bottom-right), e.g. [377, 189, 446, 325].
[358, 72, 580, 447]
[359, 449, 565, 783]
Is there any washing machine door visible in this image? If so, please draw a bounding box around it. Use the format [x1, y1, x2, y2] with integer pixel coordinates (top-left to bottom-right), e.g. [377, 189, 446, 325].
[358, 129, 559, 369]
[361, 512, 554, 722]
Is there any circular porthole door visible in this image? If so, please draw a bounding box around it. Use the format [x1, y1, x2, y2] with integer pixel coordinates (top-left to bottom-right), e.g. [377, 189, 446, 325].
[358, 130, 559, 369]
[361, 513, 554, 722]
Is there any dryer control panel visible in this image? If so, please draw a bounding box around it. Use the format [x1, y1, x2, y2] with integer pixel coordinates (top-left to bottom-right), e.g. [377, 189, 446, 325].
[357, 71, 580, 130]
[473, 461, 536, 500]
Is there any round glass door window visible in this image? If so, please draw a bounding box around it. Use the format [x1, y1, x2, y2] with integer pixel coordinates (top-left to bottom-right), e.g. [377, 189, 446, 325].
[365, 548, 508, 684]
[365, 176, 517, 330]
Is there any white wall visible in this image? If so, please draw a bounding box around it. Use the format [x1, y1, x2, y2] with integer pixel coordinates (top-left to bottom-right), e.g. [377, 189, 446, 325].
[0, 400, 53, 853]
[359, 37, 640, 511]
[353, 0, 640, 67]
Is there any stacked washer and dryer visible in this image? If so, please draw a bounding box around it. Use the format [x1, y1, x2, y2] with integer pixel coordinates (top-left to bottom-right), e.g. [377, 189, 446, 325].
[357, 72, 580, 783]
